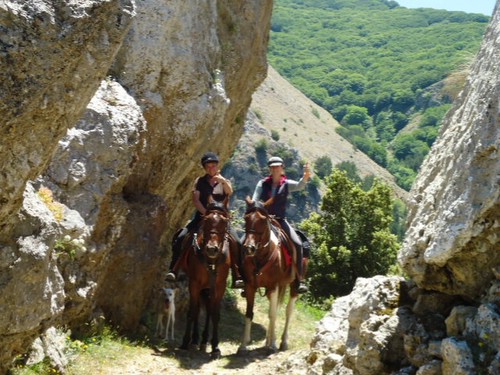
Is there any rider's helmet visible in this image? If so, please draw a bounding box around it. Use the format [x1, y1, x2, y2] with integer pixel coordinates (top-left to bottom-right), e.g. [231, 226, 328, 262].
[267, 156, 284, 167]
[201, 152, 220, 166]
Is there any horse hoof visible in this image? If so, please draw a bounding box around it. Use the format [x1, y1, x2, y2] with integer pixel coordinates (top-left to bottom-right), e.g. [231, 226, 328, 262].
[199, 344, 207, 353]
[237, 347, 248, 356]
[266, 346, 278, 355]
[211, 349, 221, 360]
[279, 342, 288, 351]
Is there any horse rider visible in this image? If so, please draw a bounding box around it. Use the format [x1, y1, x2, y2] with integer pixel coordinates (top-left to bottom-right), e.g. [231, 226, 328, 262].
[250, 156, 310, 294]
[166, 152, 244, 289]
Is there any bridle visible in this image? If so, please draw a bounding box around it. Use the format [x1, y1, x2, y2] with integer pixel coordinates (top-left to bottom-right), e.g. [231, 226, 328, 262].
[243, 208, 272, 253]
[194, 205, 230, 272]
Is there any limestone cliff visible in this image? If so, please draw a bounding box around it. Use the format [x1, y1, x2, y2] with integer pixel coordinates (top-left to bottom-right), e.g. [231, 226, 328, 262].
[0, 0, 272, 372]
[398, 6, 500, 299]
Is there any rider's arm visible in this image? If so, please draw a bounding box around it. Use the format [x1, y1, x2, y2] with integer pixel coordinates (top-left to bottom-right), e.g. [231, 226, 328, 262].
[288, 163, 311, 193]
[251, 180, 264, 202]
[218, 175, 233, 196]
[192, 178, 206, 215]
[287, 178, 306, 193]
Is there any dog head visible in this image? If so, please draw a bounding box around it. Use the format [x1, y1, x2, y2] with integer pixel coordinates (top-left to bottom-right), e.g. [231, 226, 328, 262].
[159, 287, 176, 309]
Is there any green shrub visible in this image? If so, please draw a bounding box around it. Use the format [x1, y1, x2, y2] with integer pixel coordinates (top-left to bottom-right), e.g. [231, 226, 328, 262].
[301, 169, 400, 300]
[271, 129, 280, 141]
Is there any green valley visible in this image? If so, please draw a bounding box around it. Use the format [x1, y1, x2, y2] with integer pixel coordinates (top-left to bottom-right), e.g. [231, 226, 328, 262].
[268, 0, 489, 189]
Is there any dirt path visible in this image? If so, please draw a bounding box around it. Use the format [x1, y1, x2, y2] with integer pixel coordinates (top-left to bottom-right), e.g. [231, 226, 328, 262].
[102, 342, 307, 375]
[68, 295, 315, 374]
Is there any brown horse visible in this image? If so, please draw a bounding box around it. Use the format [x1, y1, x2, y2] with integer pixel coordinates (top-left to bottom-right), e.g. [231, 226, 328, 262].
[238, 198, 298, 353]
[177, 202, 231, 359]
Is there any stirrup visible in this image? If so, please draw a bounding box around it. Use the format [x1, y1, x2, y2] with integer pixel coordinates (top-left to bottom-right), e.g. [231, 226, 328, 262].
[232, 279, 245, 289]
[165, 272, 177, 282]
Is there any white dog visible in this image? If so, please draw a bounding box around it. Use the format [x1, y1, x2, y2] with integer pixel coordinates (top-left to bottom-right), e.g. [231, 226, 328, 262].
[155, 287, 176, 341]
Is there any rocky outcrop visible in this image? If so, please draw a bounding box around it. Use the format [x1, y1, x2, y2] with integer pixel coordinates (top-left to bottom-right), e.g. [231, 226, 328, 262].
[0, 0, 272, 372]
[0, 0, 135, 227]
[398, 2, 500, 301]
[0, 79, 146, 372]
[97, 0, 272, 331]
[284, 276, 499, 375]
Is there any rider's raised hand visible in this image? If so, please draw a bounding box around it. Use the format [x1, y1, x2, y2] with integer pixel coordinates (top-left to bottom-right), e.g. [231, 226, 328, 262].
[303, 162, 312, 181]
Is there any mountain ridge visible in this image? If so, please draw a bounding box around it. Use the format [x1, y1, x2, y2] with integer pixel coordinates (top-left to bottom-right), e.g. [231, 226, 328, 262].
[249, 65, 409, 201]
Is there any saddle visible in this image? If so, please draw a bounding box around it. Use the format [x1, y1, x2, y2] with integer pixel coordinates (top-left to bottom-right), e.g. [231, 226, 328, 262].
[245, 202, 294, 267]
[269, 217, 293, 267]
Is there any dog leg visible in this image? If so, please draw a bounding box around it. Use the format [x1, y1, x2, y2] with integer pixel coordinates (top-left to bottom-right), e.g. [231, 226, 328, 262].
[171, 312, 175, 340]
[156, 313, 164, 338]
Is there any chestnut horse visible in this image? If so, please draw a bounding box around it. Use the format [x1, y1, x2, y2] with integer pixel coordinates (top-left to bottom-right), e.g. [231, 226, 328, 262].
[177, 202, 231, 359]
[238, 199, 298, 353]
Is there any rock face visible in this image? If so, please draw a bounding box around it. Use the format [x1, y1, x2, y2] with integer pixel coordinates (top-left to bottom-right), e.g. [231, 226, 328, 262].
[98, 0, 272, 332]
[0, 0, 272, 372]
[398, 3, 500, 300]
[0, 0, 135, 226]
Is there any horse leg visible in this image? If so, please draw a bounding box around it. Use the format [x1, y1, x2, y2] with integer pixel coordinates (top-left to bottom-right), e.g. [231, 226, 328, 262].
[181, 287, 200, 350]
[191, 302, 201, 348]
[209, 280, 226, 360]
[200, 289, 210, 352]
[280, 289, 298, 351]
[237, 286, 256, 354]
[180, 308, 193, 350]
[266, 287, 279, 351]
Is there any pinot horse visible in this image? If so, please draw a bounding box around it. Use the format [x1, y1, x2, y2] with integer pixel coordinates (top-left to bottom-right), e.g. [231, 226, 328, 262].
[238, 198, 298, 353]
[177, 202, 231, 359]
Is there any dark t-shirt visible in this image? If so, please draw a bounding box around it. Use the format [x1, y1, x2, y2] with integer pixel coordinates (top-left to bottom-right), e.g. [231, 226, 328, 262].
[194, 174, 227, 213]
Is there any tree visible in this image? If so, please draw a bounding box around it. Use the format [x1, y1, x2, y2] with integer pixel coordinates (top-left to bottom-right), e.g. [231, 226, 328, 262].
[392, 134, 430, 171]
[314, 155, 333, 179]
[301, 169, 400, 300]
[341, 105, 372, 129]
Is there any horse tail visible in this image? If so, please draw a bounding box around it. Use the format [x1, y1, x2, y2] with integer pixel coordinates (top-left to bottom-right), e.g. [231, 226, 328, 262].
[277, 284, 287, 306]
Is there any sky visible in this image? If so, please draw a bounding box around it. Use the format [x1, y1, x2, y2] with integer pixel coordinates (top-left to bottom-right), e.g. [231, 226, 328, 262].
[396, 0, 497, 16]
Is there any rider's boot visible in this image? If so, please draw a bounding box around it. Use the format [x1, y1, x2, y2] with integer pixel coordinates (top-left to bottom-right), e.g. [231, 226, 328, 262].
[229, 238, 245, 289]
[297, 279, 309, 294]
[166, 230, 185, 282]
[295, 245, 309, 294]
[165, 270, 177, 282]
[231, 269, 245, 289]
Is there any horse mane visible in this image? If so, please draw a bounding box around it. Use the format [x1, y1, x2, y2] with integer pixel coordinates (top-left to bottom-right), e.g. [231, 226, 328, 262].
[206, 200, 228, 214]
[206, 195, 229, 216]
[244, 196, 272, 216]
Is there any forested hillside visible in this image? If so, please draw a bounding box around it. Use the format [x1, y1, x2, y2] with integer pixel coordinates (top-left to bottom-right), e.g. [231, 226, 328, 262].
[268, 0, 489, 189]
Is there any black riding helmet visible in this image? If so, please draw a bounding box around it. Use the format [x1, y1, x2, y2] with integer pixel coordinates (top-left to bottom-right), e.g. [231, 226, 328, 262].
[201, 152, 219, 166]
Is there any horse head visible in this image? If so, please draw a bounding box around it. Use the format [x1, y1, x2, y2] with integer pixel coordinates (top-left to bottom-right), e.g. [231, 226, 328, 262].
[243, 204, 271, 257]
[201, 204, 230, 260]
